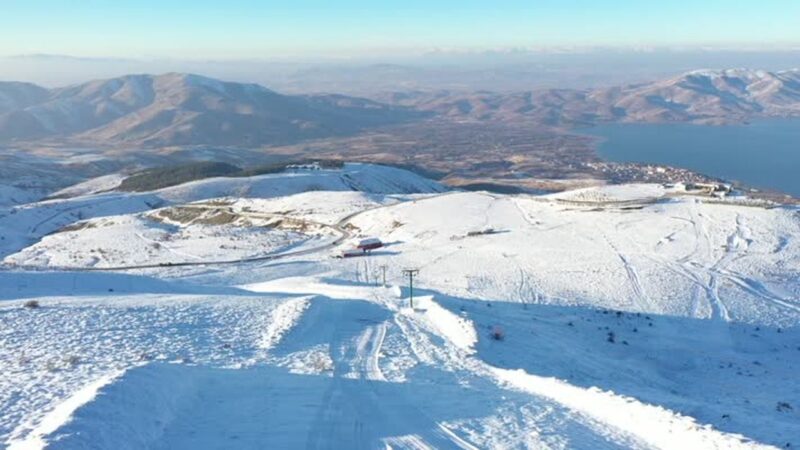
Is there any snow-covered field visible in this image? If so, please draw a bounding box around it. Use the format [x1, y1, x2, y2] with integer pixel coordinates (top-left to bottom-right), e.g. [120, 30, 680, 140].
[48, 174, 125, 199]
[3, 213, 317, 269]
[0, 185, 41, 208]
[1, 166, 799, 449]
[350, 188, 800, 325]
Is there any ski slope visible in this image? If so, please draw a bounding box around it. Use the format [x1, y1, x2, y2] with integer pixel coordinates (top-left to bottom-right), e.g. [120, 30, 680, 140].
[1, 168, 799, 449]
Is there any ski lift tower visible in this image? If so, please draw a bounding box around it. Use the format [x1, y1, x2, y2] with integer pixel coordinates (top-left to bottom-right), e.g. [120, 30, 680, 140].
[402, 268, 420, 308]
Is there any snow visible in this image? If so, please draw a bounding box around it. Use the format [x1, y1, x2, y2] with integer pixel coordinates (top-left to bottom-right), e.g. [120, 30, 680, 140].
[348, 191, 800, 325]
[4, 213, 316, 269]
[229, 190, 405, 226]
[546, 182, 668, 203]
[0, 185, 41, 208]
[492, 367, 767, 450]
[7, 371, 123, 450]
[49, 174, 125, 199]
[1, 172, 799, 449]
[153, 163, 446, 205]
[0, 163, 442, 260]
[403, 295, 478, 353]
[1, 292, 307, 446]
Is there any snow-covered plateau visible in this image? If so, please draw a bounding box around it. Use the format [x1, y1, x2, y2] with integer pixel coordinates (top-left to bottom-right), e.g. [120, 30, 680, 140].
[1, 163, 798, 449]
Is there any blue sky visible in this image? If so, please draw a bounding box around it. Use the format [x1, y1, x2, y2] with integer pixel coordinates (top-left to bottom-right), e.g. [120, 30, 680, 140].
[2, 0, 799, 58]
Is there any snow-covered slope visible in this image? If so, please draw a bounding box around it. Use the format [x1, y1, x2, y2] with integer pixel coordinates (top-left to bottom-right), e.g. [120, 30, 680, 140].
[48, 174, 125, 199]
[153, 163, 445, 203]
[3, 213, 317, 269]
[1, 178, 799, 449]
[0, 184, 41, 208]
[348, 188, 800, 324]
[0, 163, 445, 260]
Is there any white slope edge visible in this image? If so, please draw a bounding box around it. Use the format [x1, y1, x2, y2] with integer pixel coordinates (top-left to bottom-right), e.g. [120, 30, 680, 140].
[7, 370, 125, 450]
[258, 297, 312, 351]
[491, 367, 771, 450]
[403, 295, 478, 353]
[413, 294, 770, 449]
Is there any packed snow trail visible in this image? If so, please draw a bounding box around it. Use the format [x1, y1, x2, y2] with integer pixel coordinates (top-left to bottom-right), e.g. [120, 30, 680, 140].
[5, 280, 784, 449]
[298, 299, 471, 449]
[29, 291, 656, 449]
[258, 280, 772, 449]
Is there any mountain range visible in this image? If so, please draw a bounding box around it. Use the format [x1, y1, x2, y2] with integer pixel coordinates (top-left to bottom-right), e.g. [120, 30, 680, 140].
[1, 68, 799, 147]
[0, 73, 421, 146]
[378, 69, 800, 125]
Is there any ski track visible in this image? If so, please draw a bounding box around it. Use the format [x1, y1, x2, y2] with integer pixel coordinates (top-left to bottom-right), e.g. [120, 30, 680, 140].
[297, 298, 478, 449]
[602, 233, 655, 312]
[691, 205, 731, 322]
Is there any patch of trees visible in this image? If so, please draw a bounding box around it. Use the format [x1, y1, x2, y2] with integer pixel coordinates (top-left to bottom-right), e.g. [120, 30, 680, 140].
[118, 162, 242, 192]
[380, 162, 447, 181]
[117, 159, 346, 192]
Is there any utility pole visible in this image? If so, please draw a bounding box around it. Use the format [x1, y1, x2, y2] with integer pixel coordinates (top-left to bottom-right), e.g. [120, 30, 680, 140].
[402, 268, 420, 308]
[379, 265, 388, 286]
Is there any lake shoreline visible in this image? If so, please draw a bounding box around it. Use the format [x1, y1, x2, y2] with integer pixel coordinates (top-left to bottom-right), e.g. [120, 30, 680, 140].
[579, 119, 800, 204]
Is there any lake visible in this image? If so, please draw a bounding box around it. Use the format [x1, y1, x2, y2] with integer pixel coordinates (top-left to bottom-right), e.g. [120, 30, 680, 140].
[584, 119, 800, 197]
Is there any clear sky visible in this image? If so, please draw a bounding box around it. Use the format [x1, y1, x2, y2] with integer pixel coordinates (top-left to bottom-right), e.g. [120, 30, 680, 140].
[2, 0, 800, 59]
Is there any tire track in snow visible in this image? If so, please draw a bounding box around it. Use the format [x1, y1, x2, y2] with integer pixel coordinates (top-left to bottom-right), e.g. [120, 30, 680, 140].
[687, 205, 731, 322]
[643, 253, 721, 320]
[720, 272, 800, 313]
[274, 297, 477, 450]
[703, 213, 755, 323]
[686, 212, 800, 317]
[602, 233, 655, 312]
[707, 272, 730, 322]
[364, 322, 387, 382]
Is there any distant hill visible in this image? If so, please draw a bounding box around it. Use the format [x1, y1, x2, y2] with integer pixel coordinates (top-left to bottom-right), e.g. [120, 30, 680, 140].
[0, 73, 423, 146]
[0, 81, 49, 112]
[375, 69, 800, 125]
[1, 69, 799, 146]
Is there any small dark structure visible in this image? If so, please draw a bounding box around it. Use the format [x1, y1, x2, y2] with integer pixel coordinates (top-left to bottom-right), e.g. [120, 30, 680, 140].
[340, 249, 365, 258]
[357, 238, 383, 252]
